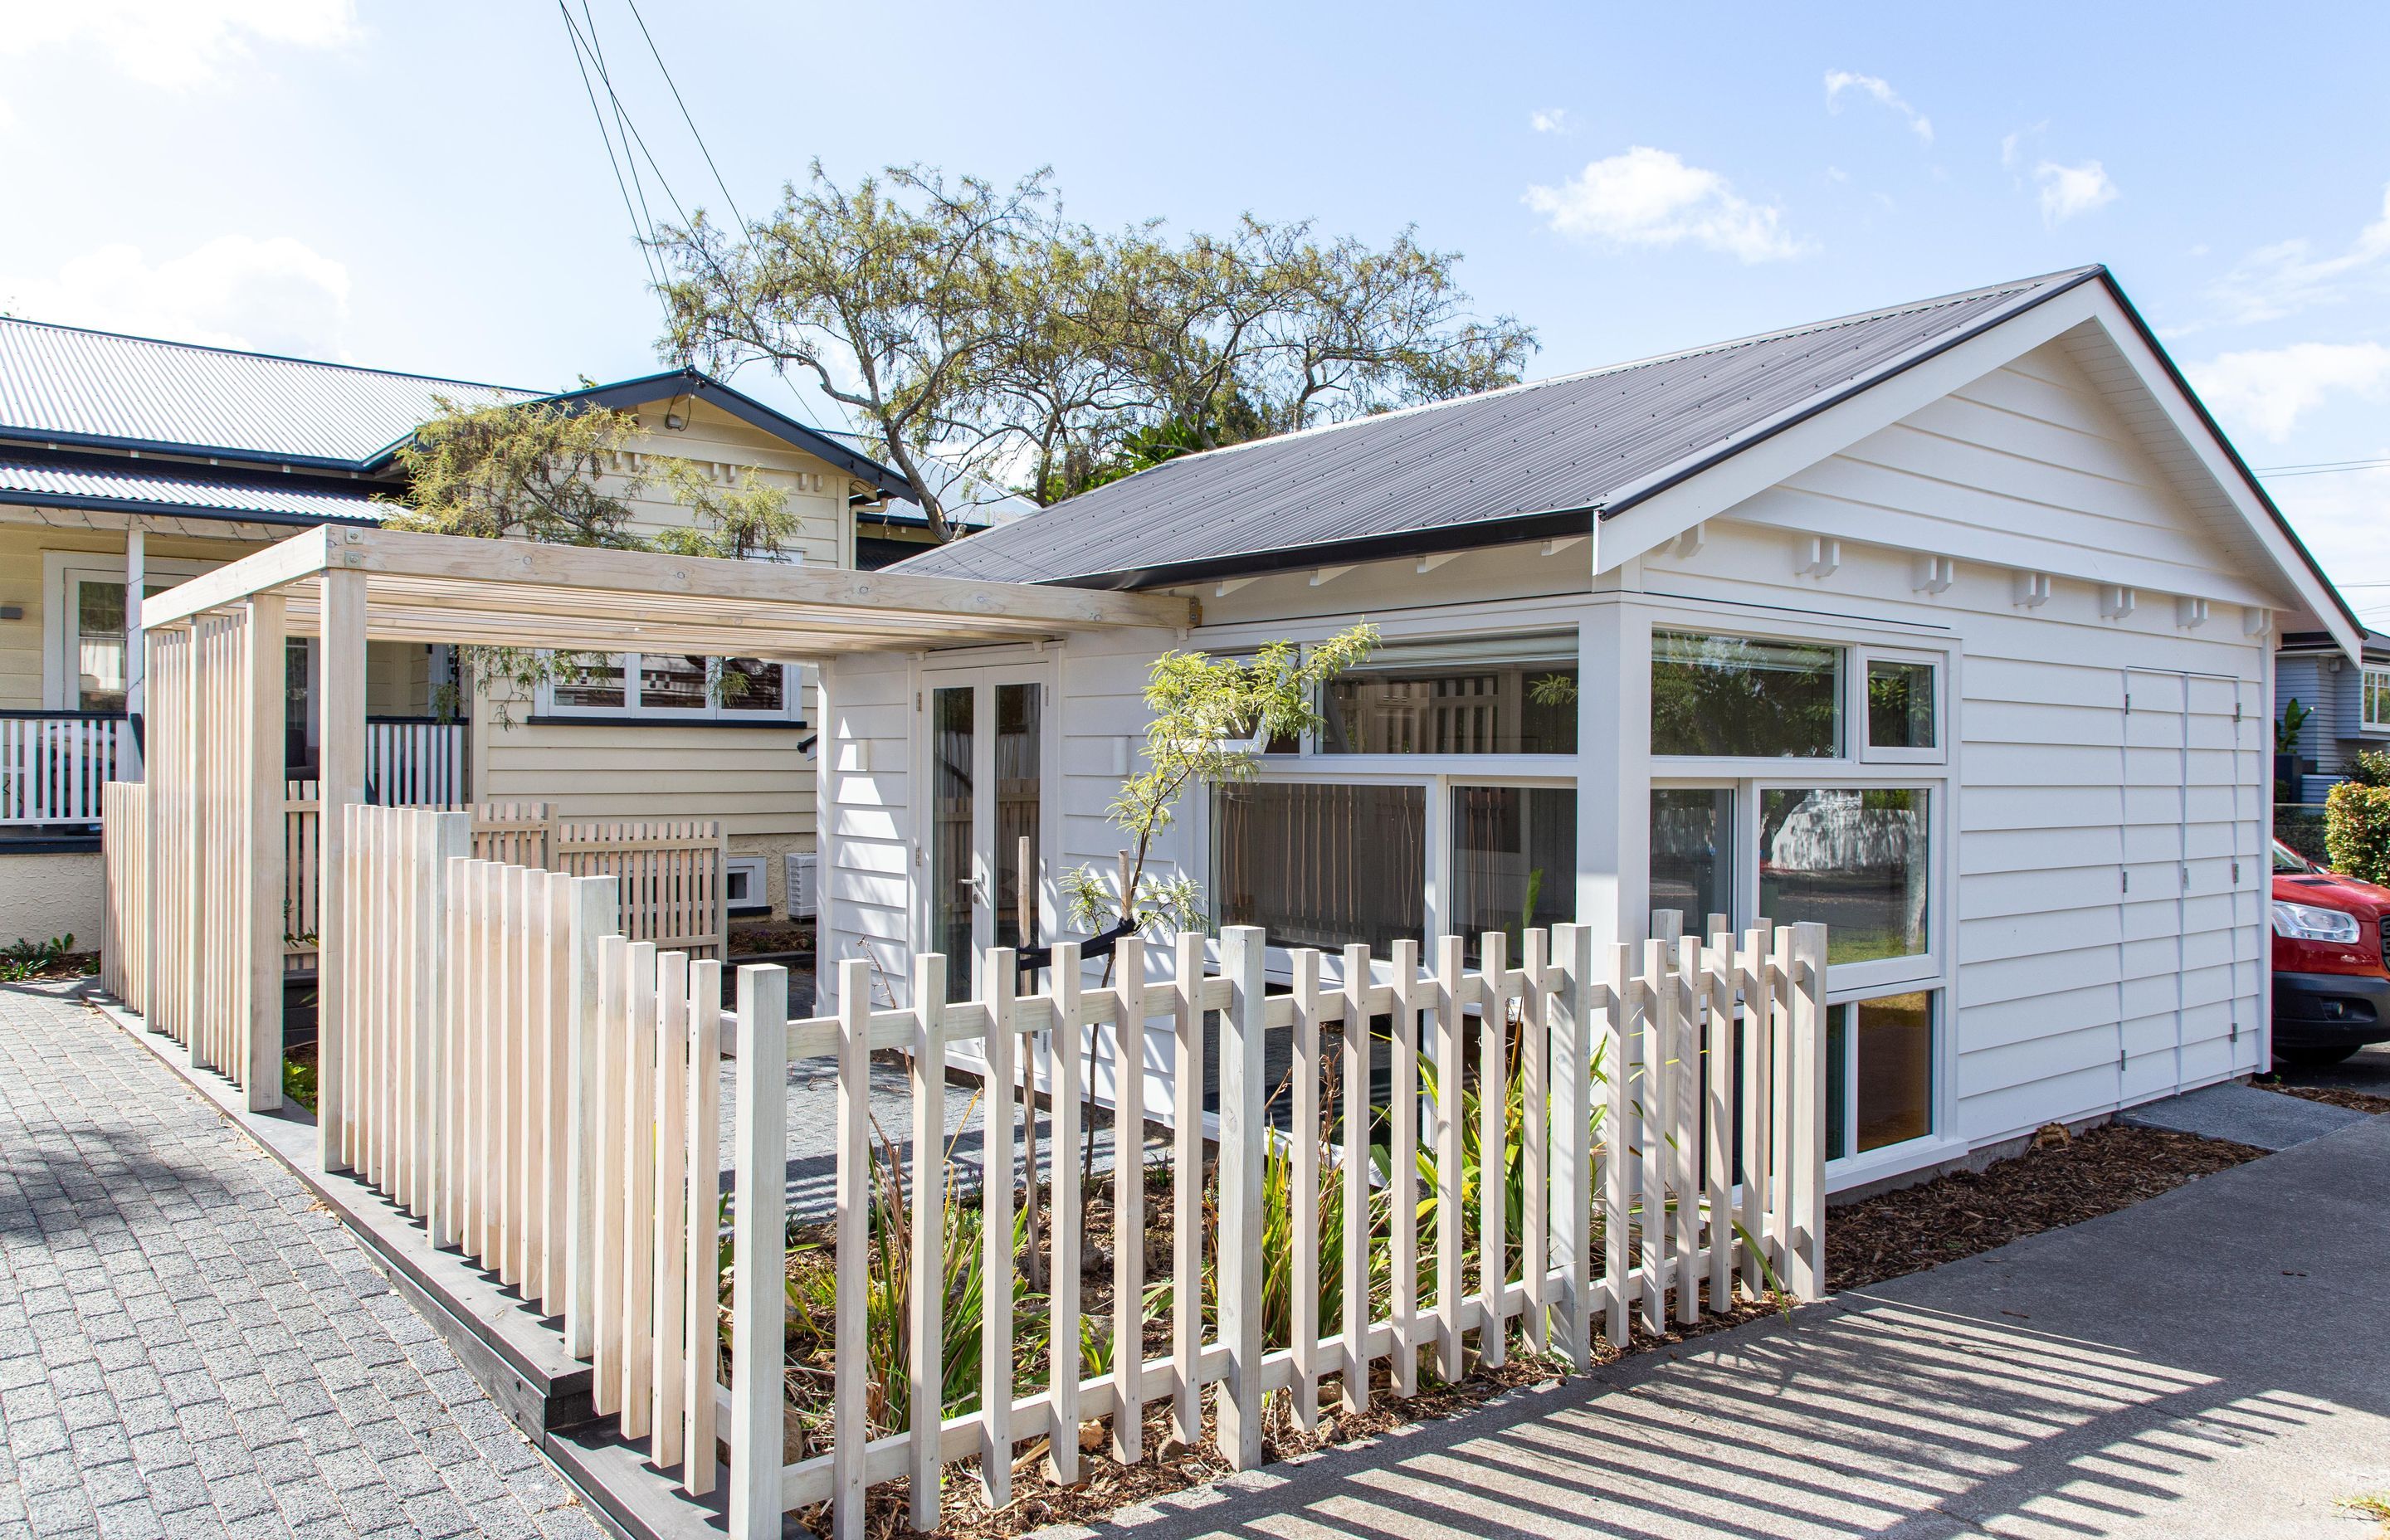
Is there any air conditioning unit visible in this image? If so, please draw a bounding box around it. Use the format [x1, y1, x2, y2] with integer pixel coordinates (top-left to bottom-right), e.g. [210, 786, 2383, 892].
[783, 850, 819, 919]
[724, 855, 770, 918]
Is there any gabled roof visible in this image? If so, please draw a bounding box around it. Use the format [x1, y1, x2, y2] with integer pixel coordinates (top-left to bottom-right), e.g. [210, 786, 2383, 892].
[895, 269, 2110, 588]
[0, 316, 536, 469]
[529, 369, 915, 500]
[0, 316, 915, 500]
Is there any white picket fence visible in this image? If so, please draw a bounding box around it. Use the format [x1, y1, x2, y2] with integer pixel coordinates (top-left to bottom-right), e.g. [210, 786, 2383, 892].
[330, 803, 728, 1495]
[722, 917, 1828, 1540]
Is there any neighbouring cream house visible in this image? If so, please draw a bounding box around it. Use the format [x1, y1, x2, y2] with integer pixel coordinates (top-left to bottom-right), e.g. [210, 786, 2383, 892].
[0, 316, 922, 943]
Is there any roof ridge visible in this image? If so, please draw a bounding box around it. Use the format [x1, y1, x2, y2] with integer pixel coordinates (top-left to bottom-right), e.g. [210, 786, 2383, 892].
[1150, 264, 2105, 470]
[0, 313, 546, 397]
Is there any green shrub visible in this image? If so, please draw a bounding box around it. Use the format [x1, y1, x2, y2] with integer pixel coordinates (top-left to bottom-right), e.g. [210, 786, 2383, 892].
[2324, 780, 2390, 884]
[2349, 748, 2390, 789]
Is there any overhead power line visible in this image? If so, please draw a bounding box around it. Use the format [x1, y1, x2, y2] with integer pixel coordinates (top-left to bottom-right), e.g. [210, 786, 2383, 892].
[557, 1, 666, 298]
[2253, 456, 2390, 480]
[621, 0, 748, 234]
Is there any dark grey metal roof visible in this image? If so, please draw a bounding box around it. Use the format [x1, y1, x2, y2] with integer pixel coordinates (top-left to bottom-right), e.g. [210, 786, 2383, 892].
[0, 460, 385, 525]
[892, 266, 2109, 589]
[0, 317, 534, 469]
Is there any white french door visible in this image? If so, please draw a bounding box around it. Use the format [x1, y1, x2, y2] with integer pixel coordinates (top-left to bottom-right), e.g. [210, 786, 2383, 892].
[920, 664, 1051, 1002]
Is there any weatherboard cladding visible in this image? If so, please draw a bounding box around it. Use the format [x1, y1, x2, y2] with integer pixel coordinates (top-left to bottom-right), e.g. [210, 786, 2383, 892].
[0, 460, 385, 523]
[892, 267, 2102, 589]
[0, 317, 532, 466]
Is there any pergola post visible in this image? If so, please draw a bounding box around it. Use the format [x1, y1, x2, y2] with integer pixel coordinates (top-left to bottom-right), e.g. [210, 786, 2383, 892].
[317, 569, 368, 1167]
[244, 594, 287, 1110]
[125, 522, 146, 771]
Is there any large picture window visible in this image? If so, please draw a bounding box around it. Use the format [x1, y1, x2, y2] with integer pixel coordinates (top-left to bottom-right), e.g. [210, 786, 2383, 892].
[1651, 631, 1841, 758]
[548, 652, 801, 722]
[1451, 786, 1575, 958]
[1758, 787, 1929, 963]
[1213, 782, 1425, 952]
[1322, 632, 1578, 754]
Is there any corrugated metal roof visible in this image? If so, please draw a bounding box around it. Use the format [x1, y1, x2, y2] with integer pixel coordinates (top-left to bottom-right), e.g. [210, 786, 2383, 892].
[0, 460, 385, 524]
[0, 317, 534, 467]
[892, 266, 2107, 589]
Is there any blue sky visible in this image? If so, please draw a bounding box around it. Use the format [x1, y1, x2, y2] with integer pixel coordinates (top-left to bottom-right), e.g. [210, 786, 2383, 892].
[4, 1, 2388, 609]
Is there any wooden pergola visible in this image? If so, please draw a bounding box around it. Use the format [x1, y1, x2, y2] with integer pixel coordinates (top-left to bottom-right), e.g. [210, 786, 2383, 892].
[130, 524, 1192, 1148]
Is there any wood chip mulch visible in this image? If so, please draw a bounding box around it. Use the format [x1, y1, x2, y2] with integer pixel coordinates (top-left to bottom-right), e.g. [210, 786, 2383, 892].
[805, 1118, 2266, 1539]
[1827, 1122, 2263, 1292]
[2260, 1081, 2390, 1116]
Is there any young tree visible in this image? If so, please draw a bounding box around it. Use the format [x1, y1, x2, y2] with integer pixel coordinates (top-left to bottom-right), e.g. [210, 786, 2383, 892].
[1061, 622, 1381, 943]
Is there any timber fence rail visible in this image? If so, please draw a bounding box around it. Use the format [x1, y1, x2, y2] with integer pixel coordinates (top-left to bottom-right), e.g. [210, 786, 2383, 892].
[721, 915, 1829, 1540]
[279, 793, 724, 972]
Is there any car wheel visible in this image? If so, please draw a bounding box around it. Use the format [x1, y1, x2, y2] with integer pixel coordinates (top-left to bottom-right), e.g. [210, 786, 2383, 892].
[2273, 1044, 2362, 1069]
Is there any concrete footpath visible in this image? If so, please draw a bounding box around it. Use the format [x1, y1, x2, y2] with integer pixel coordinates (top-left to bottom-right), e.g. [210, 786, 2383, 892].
[1062, 1111, 2390, 1540]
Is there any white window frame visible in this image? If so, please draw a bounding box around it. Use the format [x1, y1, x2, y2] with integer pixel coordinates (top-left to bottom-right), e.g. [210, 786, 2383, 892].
[1827, 988, 1943, 1166]
[42, 551, 209, 712]
[1857, 646, 1947, 764]
[2364, 665, 2390, 732]
[534, 651, 806, 724]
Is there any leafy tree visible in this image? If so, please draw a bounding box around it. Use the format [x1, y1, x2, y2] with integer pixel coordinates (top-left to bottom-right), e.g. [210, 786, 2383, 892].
[651, 163, 1538, 529]
[648, 461, 802, 561]
[387, 397, 801, 720]
[386, 396, 649, 547]
[655, 163, 1052, 542]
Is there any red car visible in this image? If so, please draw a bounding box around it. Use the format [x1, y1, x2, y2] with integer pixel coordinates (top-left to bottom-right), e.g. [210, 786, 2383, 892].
[2271, 838, 2390, 1066]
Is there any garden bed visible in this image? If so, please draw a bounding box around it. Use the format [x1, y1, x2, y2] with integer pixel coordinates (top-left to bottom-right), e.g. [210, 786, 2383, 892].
[2259, 1080, 2390, 1117]
[770, 1116, 2266, 1539]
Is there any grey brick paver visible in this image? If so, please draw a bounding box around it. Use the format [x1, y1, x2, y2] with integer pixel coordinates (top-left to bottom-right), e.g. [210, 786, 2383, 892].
[0, 989, 593, 1538]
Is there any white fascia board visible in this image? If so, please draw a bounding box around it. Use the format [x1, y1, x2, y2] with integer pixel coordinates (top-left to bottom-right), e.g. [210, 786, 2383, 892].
[1593, 282, 2108, 576]
[1593, 280, 2360, 659]
[2069, 288, 2363, 661]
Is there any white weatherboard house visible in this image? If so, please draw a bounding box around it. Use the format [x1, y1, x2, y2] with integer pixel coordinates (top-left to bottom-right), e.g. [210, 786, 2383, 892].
[814, 265, 2363, 1194]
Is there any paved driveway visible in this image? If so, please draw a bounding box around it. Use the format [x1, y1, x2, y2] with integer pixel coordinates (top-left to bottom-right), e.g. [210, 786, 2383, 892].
[1058, 1110, 2390, 1540]
[0, 985, 603, 1540]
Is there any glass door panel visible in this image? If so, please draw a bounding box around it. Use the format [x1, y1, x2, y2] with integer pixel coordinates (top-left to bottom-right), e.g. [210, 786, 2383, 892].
[993, 682, 1041, 953]
[931, 685, 977, 1001]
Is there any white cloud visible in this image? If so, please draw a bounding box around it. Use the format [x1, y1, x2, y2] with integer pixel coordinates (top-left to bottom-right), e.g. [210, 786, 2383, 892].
[1524, 146, 1808, 263]
[2203, 184, 2390, 327]
[1825, 165, 1849, 183]
[1530, 108, 1568, 134]
[2035, 159, 2118, 222]
[1823, 71, 1931, 143]
[1999, 120, 2047, 169]
[1, 236, 351, 356]
[2186, 341, 2390, 442]
[0, 0, 357, 87]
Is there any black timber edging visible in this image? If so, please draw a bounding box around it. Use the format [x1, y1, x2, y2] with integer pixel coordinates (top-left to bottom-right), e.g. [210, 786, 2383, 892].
[82, 987, 734, 1540]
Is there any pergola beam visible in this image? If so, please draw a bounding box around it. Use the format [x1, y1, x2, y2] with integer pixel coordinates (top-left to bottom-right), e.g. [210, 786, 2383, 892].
[141, 525, 1193, 640]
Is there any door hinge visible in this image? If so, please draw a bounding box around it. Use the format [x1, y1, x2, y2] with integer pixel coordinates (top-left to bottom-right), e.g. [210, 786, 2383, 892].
[2231, 859, 2241, 883]
[915, 690, 923, 711]
[2180, 865, 2190, 889]
[2119, 1048, 2129, 1071]
[2122, 869, 2130, 893]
